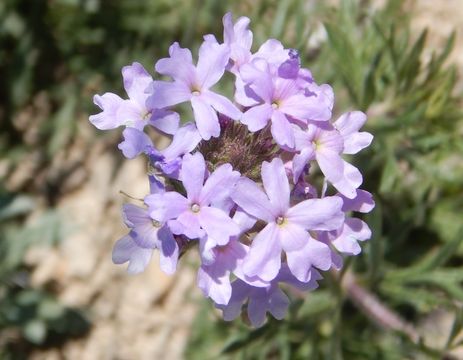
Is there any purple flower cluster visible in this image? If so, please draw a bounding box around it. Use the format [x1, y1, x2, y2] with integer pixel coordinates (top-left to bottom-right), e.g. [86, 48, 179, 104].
[90, 13, 374, 327]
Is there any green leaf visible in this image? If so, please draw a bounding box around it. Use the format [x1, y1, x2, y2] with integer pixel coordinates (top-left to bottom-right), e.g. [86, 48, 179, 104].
[23, 319, 47, 344]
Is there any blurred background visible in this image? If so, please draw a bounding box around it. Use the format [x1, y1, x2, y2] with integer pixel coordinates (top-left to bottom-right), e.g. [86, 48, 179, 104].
[1, 0, 463, 359]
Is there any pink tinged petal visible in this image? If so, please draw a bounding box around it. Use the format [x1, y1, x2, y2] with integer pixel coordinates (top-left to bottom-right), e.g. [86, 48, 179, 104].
[197, 266, 232, 305]
[268, 287, 290, 320]
[243, 223, 282, 282]
[89, 93, 124, 130]
[118, 128, 153, 159]
[199, 207, 240, 245]
[122, 62, 152, 107]
[112, 235, 152, 274]
[318, 127, 344, 154]
[197, 41, 230, 89]
[155, 42, 195, 84]
[149, 109, 180, 135]
[200, 164, 240, 205]
[175, 211, 203, 239]
[330, 160, 363, 199]
[161, 122, 201, 160]
[191, 96, 220, 140]
[261, 158, 290, 214]
[181, 153, 206, 202]
[341, 189, 375, 213]
[292, 147, 315, 183]
[279, 223, 309, 252]
[286, 196, 344, 231]
[286, 237, 331, 282]
[146, 81, 191, 109]
[241, 104, 272, 131]
[201, 91, 242, 120]
[231, 178, 275, 222]
[271, 111, 295, 148]
[145, 192, 189, 221]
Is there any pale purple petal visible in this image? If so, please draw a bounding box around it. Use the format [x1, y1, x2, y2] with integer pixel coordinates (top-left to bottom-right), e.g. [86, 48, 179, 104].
[233, 207, 257, 233]
[332, 218, 371, 255]
[200, 164, 240, 205]
[279, 223, 309, 252]
[122, 62, 152, 107]
[279, 92, 331, 121]
[334, 111, 367, 137]
[112, 235, 152, 275]
[199, 207, 240, 244]
[146, 81, 191, 109]
[234, 76, 260, 106]
[231, 178, 275, 222]
[145, 192, 189, 221]
[201, 91, 242, 120]
[89, 93, 124, 130]
[243, 223, 281, 281]
[286, 196, 344, 231]
[118, 128, 153, 159]
[116, 100, 144, 129]
[261, 158, 290, 214]
[123, 204, 159, 248]
[286, 236, 331, 282]
[292, 147, 315, 183]
[316, 149, 344, 183]
[329, 160, 363, 199]
[219, 280, 250, 321]
[277, 265, 322, 291]
[175, 211, 204, 239]
[247, 291, 268, 327]
[197, 41, 230, 89]
[158, 225, 179, 274]
[267, 287, 290, 320]
[155, 42, 196, 84]
[191, 96, 220, 140]
[241, 104, 272, 131]
[149, 109, 180, 135]
[254, 39, 289, 66]
[161, 122, 201, 160]
[197, 266, 232, 305]
[271, 110, 295, 148]
[239, 61, 273, 102]
[340, 189, 375, 213]
[180, 152, 206, 202]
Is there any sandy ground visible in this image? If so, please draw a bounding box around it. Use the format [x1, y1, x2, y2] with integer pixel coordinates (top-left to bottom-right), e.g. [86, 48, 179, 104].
[12, 1, 463, 359]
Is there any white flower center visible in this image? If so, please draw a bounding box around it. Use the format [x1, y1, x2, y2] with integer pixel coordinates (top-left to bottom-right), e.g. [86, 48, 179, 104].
[276, 216, 285, 225]
[191, 203, 201, 213]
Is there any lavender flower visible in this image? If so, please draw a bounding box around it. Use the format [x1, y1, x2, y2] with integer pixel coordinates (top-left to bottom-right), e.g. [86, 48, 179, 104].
[89, 12, 375, 327]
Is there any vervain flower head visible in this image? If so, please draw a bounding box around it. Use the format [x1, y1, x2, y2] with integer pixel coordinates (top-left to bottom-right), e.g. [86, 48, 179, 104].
[90, 13, 374, 327]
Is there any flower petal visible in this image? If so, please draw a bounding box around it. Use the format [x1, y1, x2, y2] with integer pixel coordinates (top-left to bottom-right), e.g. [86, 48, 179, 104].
[286, 196, 344, 231]
[122, 62, 152, 107]
[149, 109, 180, 135]
[271, 110, 295, 148]
[243, 223, 282, 281]
[191, 96, 220, 140]
[201, 91, 242, 120]
[261, 158, 290, 215]
[118, 128, 153, 159]
[145, 192, 189, 221]
[89, 93, 124, 130]
[157, 225, 179, 274]
[200, 163, 240, 205]
[197, 41, 230, 89]
[112, 235, 152, 275]
[231, 178, 275, 222]
[241, 103, 272, 132]
[199, 207, 240, 244]
[180, 152, 206, 202]
[146, 80, 191, 109]
[161, 122, 201, 160]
